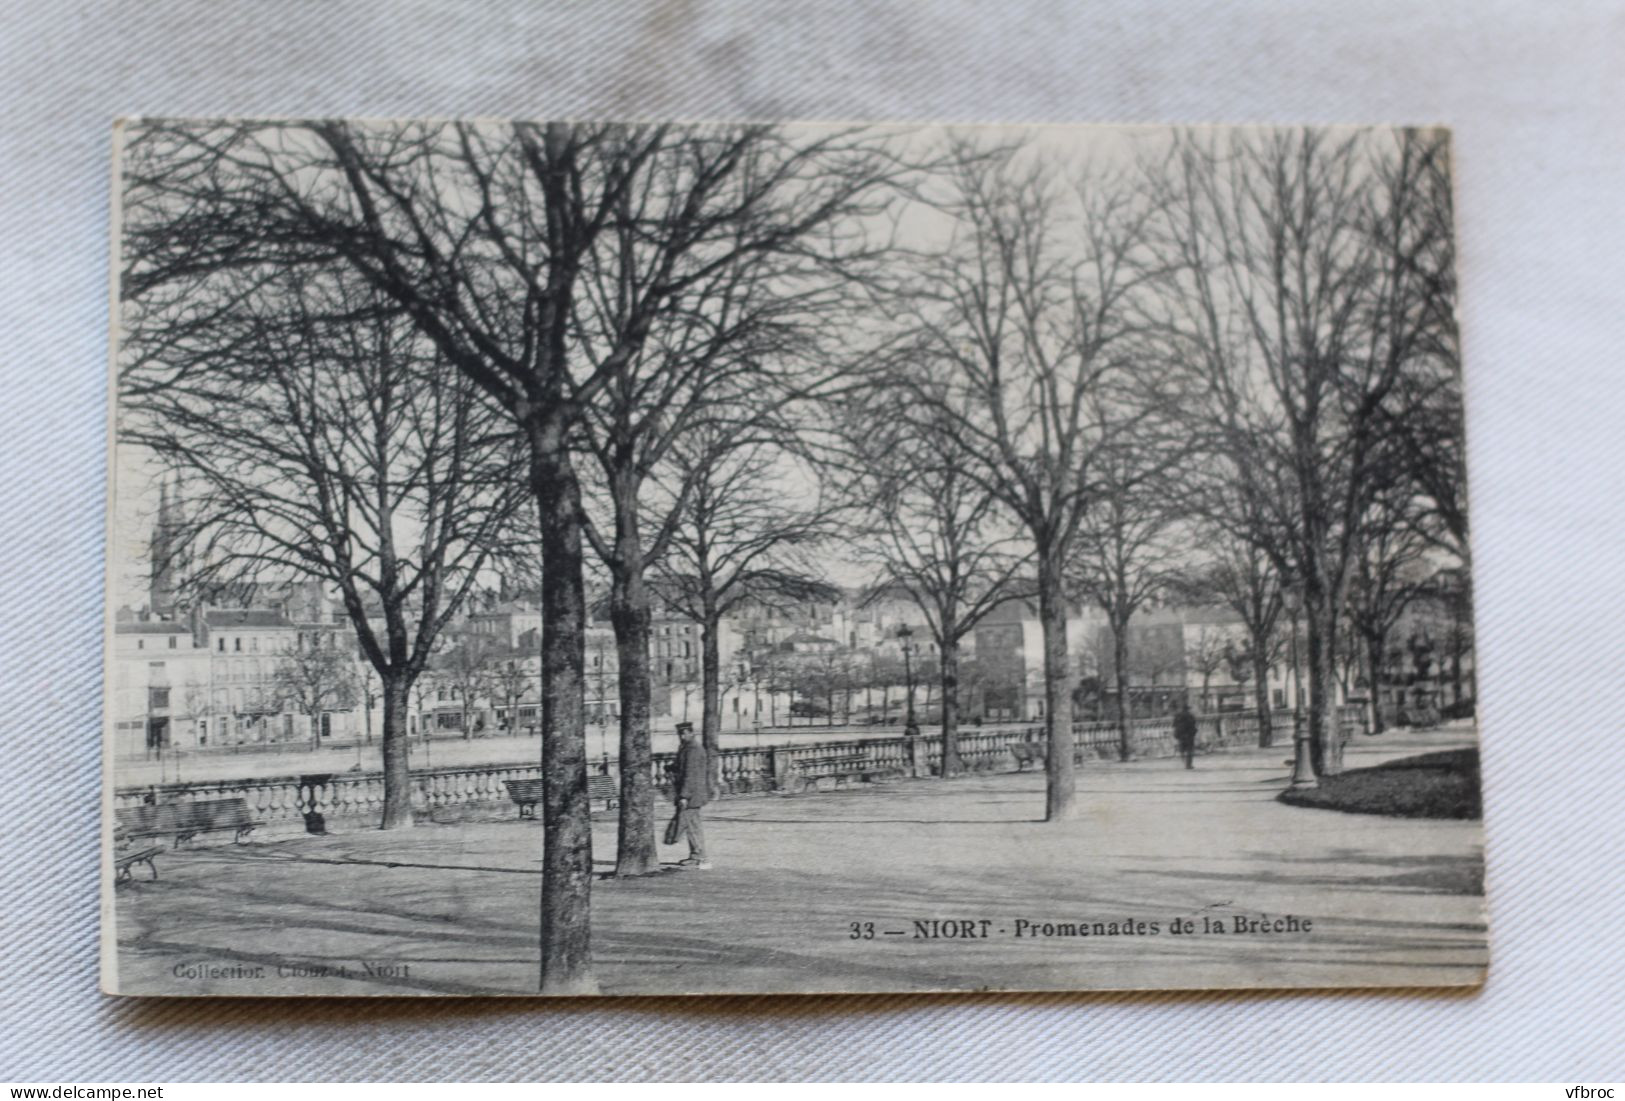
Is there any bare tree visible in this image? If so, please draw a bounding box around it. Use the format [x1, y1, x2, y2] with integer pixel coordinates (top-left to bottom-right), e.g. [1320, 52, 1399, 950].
[1438, 570, 1475, 708]
[492, 654, 535, 734]
[654, 427, 837, 783]
[794, 648, 851, 727]
[122, 118, 904, 989]
[118, 233, 523, 829]
[1346, 483, 1432, 733]
[1068, 429, 1188, 760]
[1184, 625, 1230, 712]
[1179, 532, 1287, 745]
[409, 674, 437, 742]
[890, 140, 1162, 820]
[270, 638, 359, 748]
[1371, 136, 1467, 566]
[436, 633, 500, 739]
[1147, 127, 1456, 775]
[843, 397, 1029, 776]
[180, 676, 214, 748]
[564, 125, 901, 875]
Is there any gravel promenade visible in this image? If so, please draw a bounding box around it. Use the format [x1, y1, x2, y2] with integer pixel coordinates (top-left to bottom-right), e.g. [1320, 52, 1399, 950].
[111, 725, 1488, 996]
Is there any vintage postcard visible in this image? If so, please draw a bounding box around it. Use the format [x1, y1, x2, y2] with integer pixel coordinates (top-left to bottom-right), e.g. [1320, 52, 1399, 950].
[104, 118, 1486, 996]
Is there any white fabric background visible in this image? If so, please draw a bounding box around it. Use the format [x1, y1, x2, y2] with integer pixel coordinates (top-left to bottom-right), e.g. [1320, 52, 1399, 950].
[2, 0, 1622, 1081]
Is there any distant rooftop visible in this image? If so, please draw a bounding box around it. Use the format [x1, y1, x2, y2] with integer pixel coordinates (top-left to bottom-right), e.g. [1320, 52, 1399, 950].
[1179, 605, 1246, 626]
[204, 609, 295, 629]
[470, 601, 541, 616]
[115, 620, 191, 635]
[781, 631, 838, 646]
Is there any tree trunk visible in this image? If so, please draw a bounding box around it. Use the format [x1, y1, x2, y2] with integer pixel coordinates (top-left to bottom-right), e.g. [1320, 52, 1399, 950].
[940, 638, 962, 778]
[1038, 550, 1077, 820]
[1251, 649, 1273, 748]
[1303, 593, 1343, 776]
[1111, 617, 1132, 761]
[529, 418, 597, 996]
[1366, 630, 1388, 734]
[700, 607, 723, 792]
[378, 673, 414, 829]
[609, 559, 658, 877]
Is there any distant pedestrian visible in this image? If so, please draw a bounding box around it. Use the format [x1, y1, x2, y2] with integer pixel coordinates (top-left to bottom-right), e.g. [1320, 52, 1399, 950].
[1173, 702, 1199, 770]
[669, 722, 712, 869]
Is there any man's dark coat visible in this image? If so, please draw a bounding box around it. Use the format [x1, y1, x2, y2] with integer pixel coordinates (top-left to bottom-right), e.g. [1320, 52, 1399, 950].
[673, 739, 711, 807]
[1173, 710, 1199, 751]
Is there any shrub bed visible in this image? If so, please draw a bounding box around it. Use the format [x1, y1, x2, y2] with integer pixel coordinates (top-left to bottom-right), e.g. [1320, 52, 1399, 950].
[1279, 748, 1481, 819]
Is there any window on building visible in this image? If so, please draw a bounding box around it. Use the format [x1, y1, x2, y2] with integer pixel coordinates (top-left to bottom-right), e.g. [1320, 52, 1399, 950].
[137, 639, 144, 650]
[250, 637, 258, 652]
[217, 637, 225, 652]
[148, 686, 169, 710]
[234, 637, 242, 652]
[168, 636, 177, 649]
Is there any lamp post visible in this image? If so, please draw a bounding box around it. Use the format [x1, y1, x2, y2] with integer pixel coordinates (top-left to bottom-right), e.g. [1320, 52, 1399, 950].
[742, 661, 762, 749]
[898, 625, 921, 777]
[898, 625, 917, 730]
[1289, 710, 1318, 788]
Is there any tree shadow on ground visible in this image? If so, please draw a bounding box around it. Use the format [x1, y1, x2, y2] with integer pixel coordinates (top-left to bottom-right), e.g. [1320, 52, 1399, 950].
[258, 852, 544, 876]
[114, 839, 1488, 1008]
[1123, 848, 1484, 896]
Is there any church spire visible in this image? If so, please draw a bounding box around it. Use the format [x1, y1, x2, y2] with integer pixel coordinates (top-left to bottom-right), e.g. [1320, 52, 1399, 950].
[149, 477, 180, 617]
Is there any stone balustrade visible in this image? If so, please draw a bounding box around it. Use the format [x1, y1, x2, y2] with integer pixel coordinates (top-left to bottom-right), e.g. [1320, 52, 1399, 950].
[114, 708, 1357, 836]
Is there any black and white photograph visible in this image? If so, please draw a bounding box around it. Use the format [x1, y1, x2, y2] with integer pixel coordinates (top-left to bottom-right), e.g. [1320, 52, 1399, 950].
[104, 117, 1484, 998]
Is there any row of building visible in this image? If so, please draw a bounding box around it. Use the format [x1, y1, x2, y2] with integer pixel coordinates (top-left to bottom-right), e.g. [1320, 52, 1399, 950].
[114, 583, 1472, 757]
[113, 492, 1473, 756]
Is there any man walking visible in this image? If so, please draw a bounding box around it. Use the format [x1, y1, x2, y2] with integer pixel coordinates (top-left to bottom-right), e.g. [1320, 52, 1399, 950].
[670, 722, 712, 869]
[1173, 700, 1199, 770]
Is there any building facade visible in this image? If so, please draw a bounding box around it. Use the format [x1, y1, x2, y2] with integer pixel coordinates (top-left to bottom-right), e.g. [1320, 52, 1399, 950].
[111, 617, 211, 756]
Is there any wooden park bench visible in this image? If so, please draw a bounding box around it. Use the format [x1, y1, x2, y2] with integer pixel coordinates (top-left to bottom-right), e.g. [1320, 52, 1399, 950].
[114, 797, 258, 849]
[112, 826, 161, 882]
[115, 844, 162, 882]
[1009, 741, 1046, 770]
[794, 748, 887, 788]
[504, 774, 619, 819]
